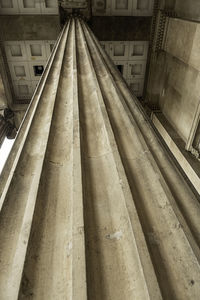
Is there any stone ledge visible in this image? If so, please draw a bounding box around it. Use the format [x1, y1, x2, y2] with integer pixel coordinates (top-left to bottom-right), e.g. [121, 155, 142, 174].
[151, 111, 200, 195]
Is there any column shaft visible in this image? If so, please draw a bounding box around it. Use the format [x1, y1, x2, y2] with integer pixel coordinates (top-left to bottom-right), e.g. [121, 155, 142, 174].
[0, 18, 199, 300]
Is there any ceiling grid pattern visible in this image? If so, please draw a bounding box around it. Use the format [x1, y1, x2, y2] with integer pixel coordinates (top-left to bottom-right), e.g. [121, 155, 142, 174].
[0, 0, 59, 15]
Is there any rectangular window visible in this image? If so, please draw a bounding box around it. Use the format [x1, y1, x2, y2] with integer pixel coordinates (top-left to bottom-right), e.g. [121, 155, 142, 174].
[14, 66, 26, 77]
[33, 65, 44, 76]
[50, 44, 54, 52]
[117, 65, 123, 74]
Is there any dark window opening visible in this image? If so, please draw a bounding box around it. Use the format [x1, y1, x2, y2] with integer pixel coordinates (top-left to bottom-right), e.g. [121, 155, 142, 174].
[33, 65, 44, 76]
[117, 65, 123, 74]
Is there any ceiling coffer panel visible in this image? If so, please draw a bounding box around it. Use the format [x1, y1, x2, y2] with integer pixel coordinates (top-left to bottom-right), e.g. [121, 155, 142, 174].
[60, 0, 87, 8]
[92, 0, 154, 16]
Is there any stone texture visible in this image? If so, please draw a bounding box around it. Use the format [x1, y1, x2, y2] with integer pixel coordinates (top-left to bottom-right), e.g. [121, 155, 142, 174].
[159, 0, 200, 21]
[89, 16, 152, 41]
[147, 18, 200, 144]
[0, 18, 200, 300]
[0, 16, 60, 41]
[175, 0, 200, 21]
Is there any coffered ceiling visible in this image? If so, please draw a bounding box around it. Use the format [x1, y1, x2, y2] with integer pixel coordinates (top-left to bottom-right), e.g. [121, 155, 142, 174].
[0, 0, 154, 108]
[0, 0, 59, 14]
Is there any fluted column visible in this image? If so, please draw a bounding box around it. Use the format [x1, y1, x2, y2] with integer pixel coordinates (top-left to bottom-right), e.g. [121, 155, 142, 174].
[0, 18, 200, 300]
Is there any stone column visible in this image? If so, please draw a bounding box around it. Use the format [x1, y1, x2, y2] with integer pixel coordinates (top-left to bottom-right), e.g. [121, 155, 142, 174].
[0, 18, 200, 300]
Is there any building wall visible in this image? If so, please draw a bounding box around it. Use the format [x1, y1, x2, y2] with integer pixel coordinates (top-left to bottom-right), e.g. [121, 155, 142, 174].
[147, 17, 200, 144]
[160, 18, 200, 142]
[175, 0, 200, 21]
[159, 0, 200, 21]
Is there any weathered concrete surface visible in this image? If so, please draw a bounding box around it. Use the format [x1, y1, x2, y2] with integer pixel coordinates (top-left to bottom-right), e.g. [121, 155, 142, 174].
[89, 16, 152, 41]
[175, 0, 200, 21]
[152, 111, 200, 193]
[159, 0, 200, 21]
[147, 18, 200, 144]
[165, 19, 200, 70]
[13, 109, 27, 130]
[159, 0, 176, 10]
[0, 18, 200, 300]
[0, 15, 60, 41]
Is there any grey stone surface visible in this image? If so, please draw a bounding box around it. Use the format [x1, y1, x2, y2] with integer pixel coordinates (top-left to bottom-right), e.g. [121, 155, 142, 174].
[89, 16, 152, 41]
[0, 18, 200, 300]
[0, 15, 61, 41]
[147, 18, 200, 144]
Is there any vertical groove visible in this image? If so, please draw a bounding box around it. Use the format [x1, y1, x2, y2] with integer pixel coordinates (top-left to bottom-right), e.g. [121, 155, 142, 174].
[81, 20, 200, 300]
[76, 19, 161, 300]
[0, 21, 70, 300]
[0, 18, 199, 300]
[0, 24, 66, 203]
[84, 21, 200, 246]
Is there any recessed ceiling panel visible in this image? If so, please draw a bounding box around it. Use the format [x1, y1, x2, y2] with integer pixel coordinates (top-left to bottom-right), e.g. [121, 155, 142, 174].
[92, 0, 111, 16]
[62, 0, 87, 8]
[111, 0, 133, 16]
[0, 0, 13, 8]
[128, 78, 144, 96]
[8, 61, 31, 81]
[23, 0, 35, 8]
[45, 0, 57, 8]
[0, 0, 19, 14]
[41, 0, 58, 14]
[110, 41, 129, 61]
[116, 0, 128, 10]
[133, 44, 144, 56]
[18, 0, 41, 14]
[129, 41, 149, 60]
[4, 41, 28, 62]
[30, 44, 42, 56]
[131, 63, 142, 75]
[128, 60, 146, 78]
[14, 66, 26, 77]
[137, 0, 149, 10]
[26, 41, 47, 61]
[13, 80, 33, 99]
[10, 45, 22, 57]
[18, 84, 29, 94]
[114, 44, 125, 56]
